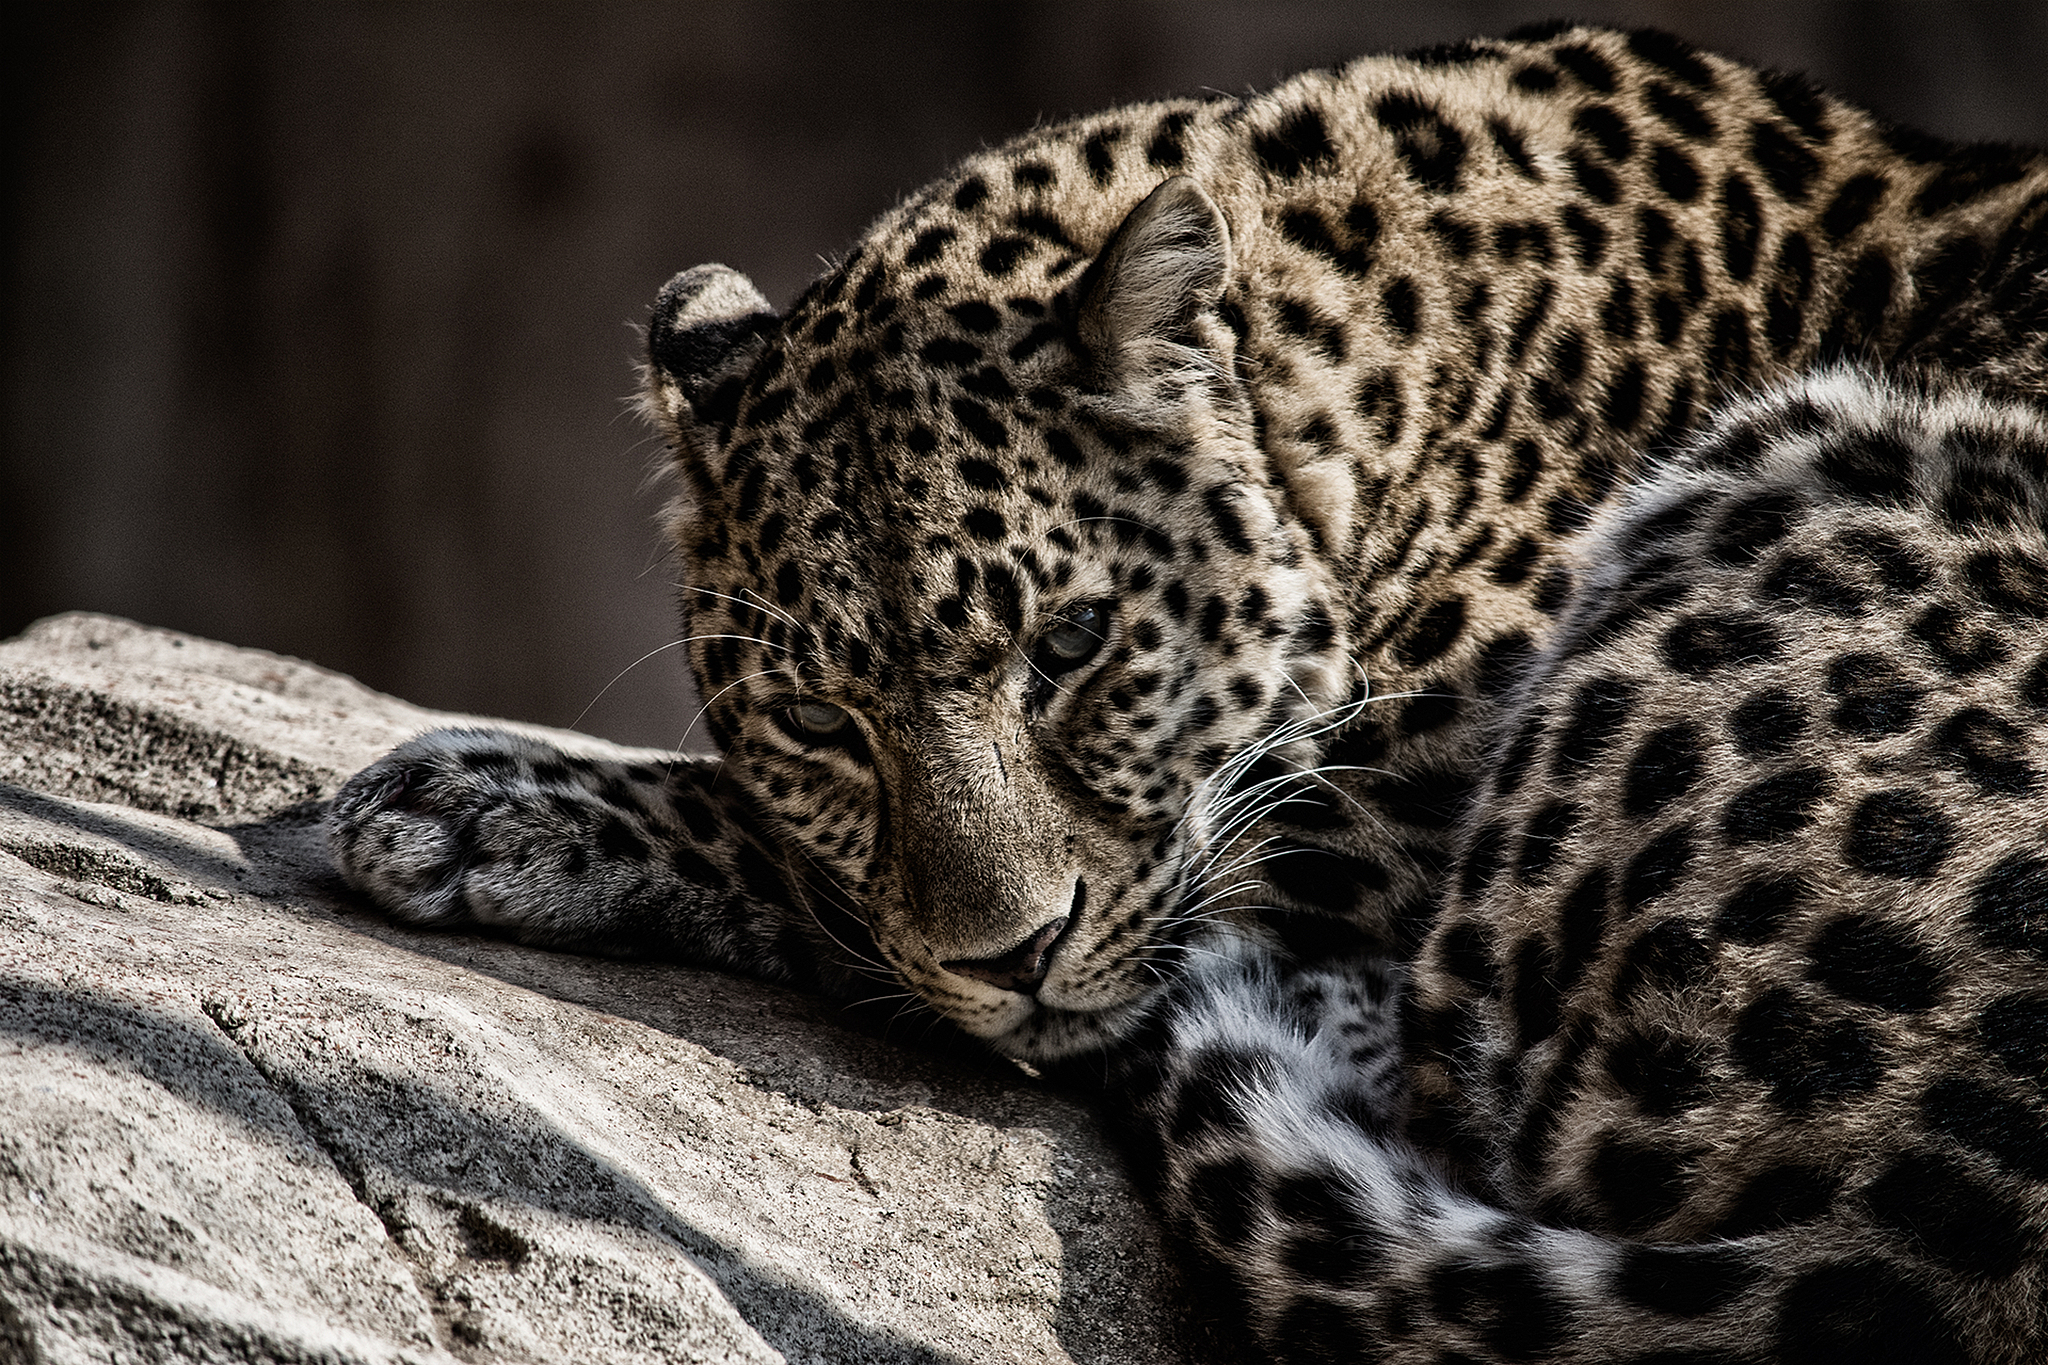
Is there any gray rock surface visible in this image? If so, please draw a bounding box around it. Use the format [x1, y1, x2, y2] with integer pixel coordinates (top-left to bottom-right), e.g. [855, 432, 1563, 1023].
[0, 613, 1210, 1365]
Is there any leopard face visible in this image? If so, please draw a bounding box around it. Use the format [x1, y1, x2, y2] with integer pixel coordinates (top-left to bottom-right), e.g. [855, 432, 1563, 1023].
[644, 182, 1354, 1056]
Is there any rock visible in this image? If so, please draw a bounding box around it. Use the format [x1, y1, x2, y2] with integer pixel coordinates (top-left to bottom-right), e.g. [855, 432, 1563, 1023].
[0, 614, 1211, 1365]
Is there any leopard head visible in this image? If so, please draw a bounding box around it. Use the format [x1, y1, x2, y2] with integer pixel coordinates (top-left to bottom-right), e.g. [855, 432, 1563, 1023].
[643, 176, 1352, 1057]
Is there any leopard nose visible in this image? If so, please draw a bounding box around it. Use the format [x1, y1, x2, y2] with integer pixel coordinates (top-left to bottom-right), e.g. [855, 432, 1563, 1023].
[943, 916, 1070, 995]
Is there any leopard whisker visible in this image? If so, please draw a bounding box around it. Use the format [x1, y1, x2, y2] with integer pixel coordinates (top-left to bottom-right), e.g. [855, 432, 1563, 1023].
[788, 853, 900, 980]
[1173, 876, 1270, 925]
[1192, 837, 1290, 888]
[672, 667, 782, 756]
[1037, 513, 1170, 544]
[683, 583, 809, 639]
[567, 636, 702, 732]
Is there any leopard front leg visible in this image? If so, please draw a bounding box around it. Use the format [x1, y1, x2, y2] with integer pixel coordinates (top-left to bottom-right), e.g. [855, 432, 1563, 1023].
[328, 728, 871, 997]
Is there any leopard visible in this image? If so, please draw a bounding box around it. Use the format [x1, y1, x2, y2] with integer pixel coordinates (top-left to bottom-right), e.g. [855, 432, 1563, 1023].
[328, 23, 2048, 1361]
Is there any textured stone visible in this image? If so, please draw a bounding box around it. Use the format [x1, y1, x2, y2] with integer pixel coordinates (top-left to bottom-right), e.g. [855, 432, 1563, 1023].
[0, 613, 1205, 1364]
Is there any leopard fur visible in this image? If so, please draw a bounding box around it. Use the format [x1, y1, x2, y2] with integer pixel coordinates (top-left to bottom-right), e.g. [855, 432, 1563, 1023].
[1113, 369, 2048, 1361]
[329, 23, 2048, 1361]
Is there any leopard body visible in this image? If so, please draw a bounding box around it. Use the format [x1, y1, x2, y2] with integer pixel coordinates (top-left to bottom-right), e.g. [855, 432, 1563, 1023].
[331, 24, 2048, 1360]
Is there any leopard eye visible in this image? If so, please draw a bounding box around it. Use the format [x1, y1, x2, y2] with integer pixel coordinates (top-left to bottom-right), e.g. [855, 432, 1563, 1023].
[1038, 601, 1110, 672]
[788, 701, 850, 737]
[771, 697, 870, 758]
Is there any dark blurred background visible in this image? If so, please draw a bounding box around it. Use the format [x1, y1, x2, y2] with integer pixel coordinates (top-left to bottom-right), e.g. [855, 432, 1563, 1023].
[7, 2, 2046, 749]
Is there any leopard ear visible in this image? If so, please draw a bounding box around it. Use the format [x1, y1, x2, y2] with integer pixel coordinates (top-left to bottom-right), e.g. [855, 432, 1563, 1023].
[644, 265, 778, 426]
[1075, 176, 1232, 389]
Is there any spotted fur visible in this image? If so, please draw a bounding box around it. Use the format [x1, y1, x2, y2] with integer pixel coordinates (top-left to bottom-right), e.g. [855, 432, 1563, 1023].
[1112, 371, 2048, 1361]
[330, 24, 2048, 1361]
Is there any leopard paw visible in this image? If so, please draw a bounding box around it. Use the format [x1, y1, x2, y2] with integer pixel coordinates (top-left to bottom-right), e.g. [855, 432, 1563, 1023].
[328, 727, 590, 929]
